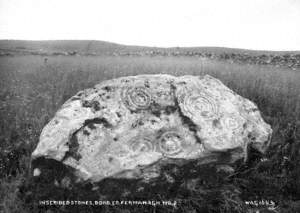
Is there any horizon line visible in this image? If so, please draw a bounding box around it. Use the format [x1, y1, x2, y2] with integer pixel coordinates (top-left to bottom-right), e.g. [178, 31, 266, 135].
[0, 39, 300, 52]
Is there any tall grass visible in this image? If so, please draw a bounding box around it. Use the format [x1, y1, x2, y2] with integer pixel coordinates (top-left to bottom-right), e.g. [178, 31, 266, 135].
[0, 55, 299, 213]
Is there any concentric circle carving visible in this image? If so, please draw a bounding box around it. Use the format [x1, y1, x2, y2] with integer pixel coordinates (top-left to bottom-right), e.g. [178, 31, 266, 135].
[158, 131, 183, 156]
[121, 86, 152, 111]
[221, 114, 241, 131]
[128, 136, 154, 153]
[182, 92, 219, 119]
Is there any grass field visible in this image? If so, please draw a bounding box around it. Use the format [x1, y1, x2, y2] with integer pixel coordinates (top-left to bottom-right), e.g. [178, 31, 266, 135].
[0, 54, 300, 213]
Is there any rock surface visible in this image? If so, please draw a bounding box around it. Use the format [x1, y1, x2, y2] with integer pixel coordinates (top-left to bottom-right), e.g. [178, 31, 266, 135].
[31, 74, 272, 183]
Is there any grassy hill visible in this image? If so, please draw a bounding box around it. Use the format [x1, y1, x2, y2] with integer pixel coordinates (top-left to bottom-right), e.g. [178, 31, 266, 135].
[1, 40, 300, 70]
[0, 40, 125, 54]
[1, 40, 300, 55]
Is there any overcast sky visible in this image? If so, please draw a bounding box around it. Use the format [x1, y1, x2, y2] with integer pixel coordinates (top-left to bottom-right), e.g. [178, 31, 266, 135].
[0, 0, 300, 50]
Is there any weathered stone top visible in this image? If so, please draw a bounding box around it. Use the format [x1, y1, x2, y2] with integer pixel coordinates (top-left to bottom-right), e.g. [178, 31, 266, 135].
[32, 74, 272, 182]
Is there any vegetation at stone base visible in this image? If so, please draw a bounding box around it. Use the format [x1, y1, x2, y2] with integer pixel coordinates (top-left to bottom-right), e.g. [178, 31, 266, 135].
[0, 54, 299, 213]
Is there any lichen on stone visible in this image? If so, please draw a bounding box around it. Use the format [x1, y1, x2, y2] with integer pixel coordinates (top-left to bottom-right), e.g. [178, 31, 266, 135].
[32, 74, 272, 183]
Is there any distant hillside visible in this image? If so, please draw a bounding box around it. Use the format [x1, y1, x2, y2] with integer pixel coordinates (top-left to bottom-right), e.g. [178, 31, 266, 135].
[1, 40, 300, 55]
[0, 40, 126, 55]
[0, 40, 300, 70]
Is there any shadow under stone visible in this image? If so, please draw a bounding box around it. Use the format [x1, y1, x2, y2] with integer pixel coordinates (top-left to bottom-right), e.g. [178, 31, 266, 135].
[18, 155, 250, 213]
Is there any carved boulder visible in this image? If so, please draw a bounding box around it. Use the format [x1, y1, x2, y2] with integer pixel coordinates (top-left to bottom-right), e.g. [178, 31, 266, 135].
[32, 74, 272, 183]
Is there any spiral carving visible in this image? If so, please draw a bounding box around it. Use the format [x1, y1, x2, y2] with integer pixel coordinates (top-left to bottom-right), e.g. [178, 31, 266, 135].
[182, 93, 219, 120]
[128, 136, 154, 153]
[158, 131, 183, 156]
[121, 86, 152, 111]
[221, 114, 241, 131]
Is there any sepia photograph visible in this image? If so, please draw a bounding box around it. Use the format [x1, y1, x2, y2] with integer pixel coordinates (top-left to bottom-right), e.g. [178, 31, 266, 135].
[0, 0, 299, 212]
